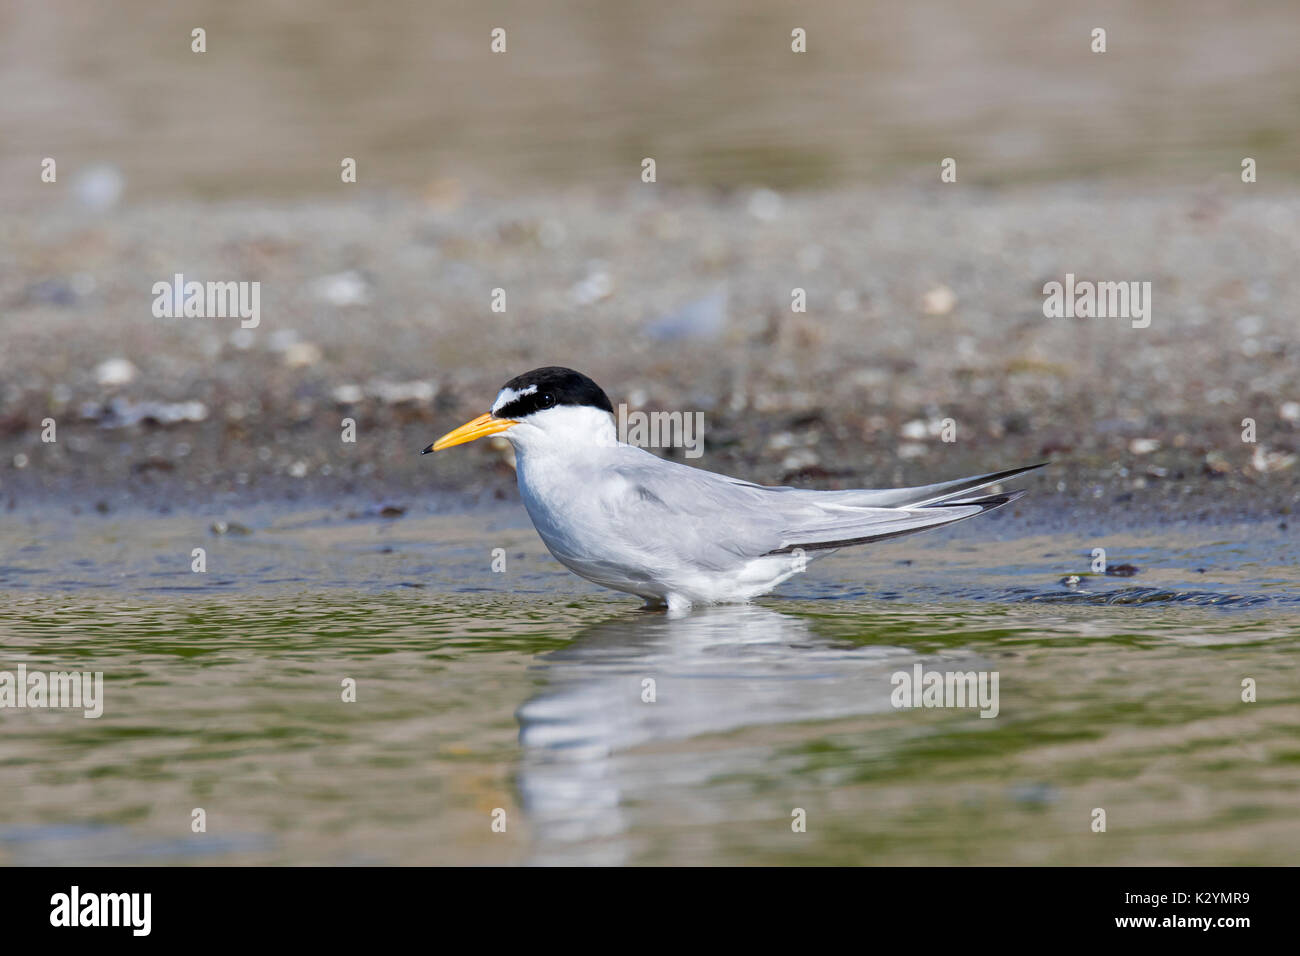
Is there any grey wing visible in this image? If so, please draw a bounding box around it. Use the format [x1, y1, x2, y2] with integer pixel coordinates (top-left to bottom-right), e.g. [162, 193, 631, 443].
[604, 448, 1036, 568]
[602, 453, 790, 570]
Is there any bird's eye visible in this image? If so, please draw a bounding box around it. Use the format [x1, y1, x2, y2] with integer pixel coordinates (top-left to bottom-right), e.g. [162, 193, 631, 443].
[539, 393, 556, 408]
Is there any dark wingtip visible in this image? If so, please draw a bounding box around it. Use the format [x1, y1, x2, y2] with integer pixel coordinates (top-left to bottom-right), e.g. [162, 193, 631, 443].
[970, 461, 1050, 487]
[926, 488, 1027, 512]
[1000, 461, 1050, 479]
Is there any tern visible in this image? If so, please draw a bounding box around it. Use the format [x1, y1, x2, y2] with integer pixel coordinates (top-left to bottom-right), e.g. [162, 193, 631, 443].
[424, 367, 1042, 611]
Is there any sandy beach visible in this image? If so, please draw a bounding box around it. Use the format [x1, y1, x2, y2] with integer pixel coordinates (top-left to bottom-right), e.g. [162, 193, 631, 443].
[3, 184, 1297, 524]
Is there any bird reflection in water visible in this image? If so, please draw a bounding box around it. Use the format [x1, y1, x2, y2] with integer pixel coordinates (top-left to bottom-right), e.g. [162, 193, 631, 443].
[515, 604, 928, 864]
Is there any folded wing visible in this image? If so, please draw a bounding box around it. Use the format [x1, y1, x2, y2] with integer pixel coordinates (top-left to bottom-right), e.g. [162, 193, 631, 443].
[608, 450, 1042, 566]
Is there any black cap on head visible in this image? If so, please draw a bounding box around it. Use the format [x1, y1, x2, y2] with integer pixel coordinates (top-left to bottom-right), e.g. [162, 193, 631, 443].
[493, 367, 614, 418]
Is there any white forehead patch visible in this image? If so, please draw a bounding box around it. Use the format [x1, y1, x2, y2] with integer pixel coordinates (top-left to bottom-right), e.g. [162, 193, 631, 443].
[491, 384, 537, 414]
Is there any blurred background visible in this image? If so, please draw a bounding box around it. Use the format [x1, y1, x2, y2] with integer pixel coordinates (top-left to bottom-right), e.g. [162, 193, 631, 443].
[5, 0, 1300, 199]
[2, 0, 1298, 512]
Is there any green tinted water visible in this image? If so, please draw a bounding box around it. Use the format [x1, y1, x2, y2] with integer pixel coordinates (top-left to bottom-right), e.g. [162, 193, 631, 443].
[1, 507, 1296, 864]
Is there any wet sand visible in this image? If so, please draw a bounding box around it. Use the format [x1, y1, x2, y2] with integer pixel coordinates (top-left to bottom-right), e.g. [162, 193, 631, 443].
[2, 184, 1297, 525]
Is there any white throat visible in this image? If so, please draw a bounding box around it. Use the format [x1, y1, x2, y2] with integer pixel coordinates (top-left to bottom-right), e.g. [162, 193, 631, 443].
[505, 404, 618, 457]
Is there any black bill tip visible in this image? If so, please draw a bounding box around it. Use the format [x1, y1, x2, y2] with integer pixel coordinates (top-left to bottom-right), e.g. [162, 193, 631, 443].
[420, 444, 435, 455]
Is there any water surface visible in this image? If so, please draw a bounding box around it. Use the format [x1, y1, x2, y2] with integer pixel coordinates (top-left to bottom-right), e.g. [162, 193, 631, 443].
[1, 506, 1296, 864]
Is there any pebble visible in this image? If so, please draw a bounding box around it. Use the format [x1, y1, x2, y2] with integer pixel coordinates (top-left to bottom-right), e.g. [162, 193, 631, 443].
[746, 188, 783, 222]
[1252, 446, 1297, 473]
[210, 521, 252, 536]
[569, 264, 613, 306]
[282, 342, 323, 368]
[87, 398, 208, 428]
[95, 358, 137, 387]
[71, 164, 125, 212]
[921, 285, 956, 316]
[311, 270, 370, 307]
[332, 384, 364, 405]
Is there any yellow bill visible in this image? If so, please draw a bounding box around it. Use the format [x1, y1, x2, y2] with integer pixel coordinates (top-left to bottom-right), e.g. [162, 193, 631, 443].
[422, 413, 517, 453]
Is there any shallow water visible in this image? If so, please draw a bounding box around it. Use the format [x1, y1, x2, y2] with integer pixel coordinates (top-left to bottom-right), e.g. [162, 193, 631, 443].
[1, 506, 1296, 865]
